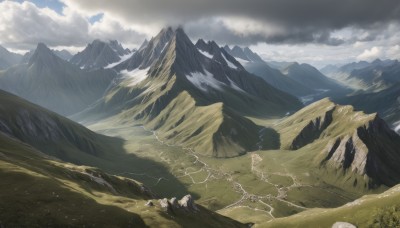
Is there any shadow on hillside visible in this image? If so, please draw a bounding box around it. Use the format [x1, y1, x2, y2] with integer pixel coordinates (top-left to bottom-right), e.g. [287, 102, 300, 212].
[258, 127, 281, 150]
[26, 132, 196, 200]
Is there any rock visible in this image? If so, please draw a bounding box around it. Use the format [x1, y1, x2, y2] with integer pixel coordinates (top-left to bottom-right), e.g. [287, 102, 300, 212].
[159, 198, 170, 211]
[332, 222, 357, 228]
[169, 197, 179, 209]
[178, 194, 198, 212]
[145, 200, 154, 207]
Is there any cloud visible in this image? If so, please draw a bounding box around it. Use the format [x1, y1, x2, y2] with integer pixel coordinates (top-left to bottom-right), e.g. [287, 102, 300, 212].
[60, 0, 400, 45]
[0, 1, 146, 51]
[357, 47, 383, 61]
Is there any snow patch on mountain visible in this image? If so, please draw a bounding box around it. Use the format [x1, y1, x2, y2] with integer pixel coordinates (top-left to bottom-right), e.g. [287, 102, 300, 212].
[198, 49, 213, 59]
[227, 78, 245, 93]
[121, 67, 149, 87]
[234, 57, 250, 65]
[105, 53, 133, 69]
[394, 120, 400, 134]
[186, 70, 223, 92]
[222, 53, 238, 69]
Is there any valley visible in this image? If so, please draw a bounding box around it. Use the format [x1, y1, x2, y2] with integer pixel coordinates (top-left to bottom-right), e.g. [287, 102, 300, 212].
[78, 113, 367, 225]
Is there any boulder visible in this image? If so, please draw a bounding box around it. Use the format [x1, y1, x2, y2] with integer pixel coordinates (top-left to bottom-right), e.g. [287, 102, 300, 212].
[178, 194, 198, 212]
[332, 222, 357, 228]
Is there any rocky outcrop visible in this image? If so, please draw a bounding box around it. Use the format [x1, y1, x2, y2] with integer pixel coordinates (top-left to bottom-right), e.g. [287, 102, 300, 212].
[178, 194, 198, 211]
[321, 115, 400, 187]
[158, 194, 199, 213]
[278, 99, 400, 189]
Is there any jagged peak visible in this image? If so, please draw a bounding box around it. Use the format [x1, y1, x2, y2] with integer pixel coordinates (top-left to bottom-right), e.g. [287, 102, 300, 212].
[223, 45, 231, 52]
[195, 38, 207, 47]
[153, 27, 204, 75]
[28, 43, 59, 66]
[231, 45, 242, 50]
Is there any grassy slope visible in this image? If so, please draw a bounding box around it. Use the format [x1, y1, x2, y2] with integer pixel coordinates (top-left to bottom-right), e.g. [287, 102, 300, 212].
[259, 184, 400, 228]
[80, 97, 400, 226]
[275, 98, 400, 190]
[145, 91, 264, 157]
[0, 133, 246, 228]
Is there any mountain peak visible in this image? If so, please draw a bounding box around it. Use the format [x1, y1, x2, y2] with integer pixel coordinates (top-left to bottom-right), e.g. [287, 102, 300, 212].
[36, 42, 51, 52]
[70, 39, 129, 69]
[223, 45, 231, 52]
[28, 43, 58, 66]
[151, 27, 204, 75]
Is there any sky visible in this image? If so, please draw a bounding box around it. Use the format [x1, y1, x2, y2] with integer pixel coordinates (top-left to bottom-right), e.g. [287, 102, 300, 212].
[0, 0, 400, 68]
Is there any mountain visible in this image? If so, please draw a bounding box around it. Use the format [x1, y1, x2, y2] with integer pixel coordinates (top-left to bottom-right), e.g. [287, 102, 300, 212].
[322, 59, 400, 92]
[280, 62, 351, 103]
[21, 49, 73, 63]
[76, 27, 302, 157]
[224, 46, 349, 100]
[261, 184, 400, 227]
[281, 62, 347, 91]
[266, 61, 296, 70]
[335, 83, 400, 134]
[0, 90, 246, 227]
[0, 45, 22, 69]
[321, 61, 370, 76]
[70, 39, 131, 70]
[224, 45, 264, 63]
[276, 98, 400, 189]
[222, 46, 315, 97]
[0, 43, 117, 116]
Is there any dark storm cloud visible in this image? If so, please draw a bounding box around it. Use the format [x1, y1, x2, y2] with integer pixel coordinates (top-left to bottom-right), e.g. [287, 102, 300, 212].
[64, 0, 400, 45]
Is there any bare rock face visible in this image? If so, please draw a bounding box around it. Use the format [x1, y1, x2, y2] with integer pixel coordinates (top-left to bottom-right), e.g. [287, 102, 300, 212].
[332, 221, 357, 228]
[145, 200, 154, 207]
[158, 194, 199, 213]
[178, 194, 199, 212]
[169, 197, 179, 208]
[279, 99, 400, 189]
[321, 115, 400, 187]
[159, 198, 170, 211]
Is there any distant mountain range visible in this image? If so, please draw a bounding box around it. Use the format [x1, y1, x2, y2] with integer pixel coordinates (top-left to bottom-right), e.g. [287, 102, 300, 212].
[0, 45, 22, 69]
[21, 48, 73, 63]
[0, 43, 117, 116]
[321, 59, 400, 92]
[70, 39, 132, 70]
[335, 83, 400, 134]
[224, 45, 349, 101]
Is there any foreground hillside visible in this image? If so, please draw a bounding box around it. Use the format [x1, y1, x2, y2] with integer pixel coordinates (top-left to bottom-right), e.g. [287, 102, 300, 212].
[260, 184, 400, 227]
[0, 90, 246, 227]
[0, 132, 245, 227]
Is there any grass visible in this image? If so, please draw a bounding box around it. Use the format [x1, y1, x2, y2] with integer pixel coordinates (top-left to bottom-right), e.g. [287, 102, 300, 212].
[0, 132, 247, 228]
[258, 184, 400, 228]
